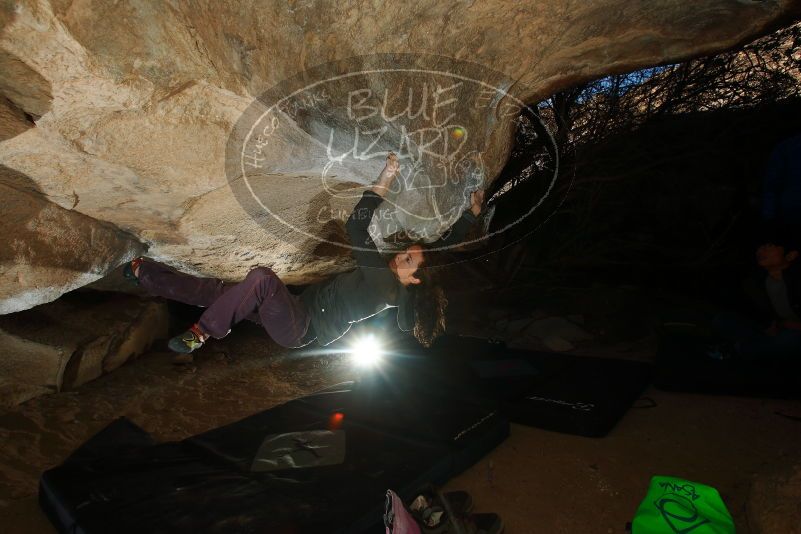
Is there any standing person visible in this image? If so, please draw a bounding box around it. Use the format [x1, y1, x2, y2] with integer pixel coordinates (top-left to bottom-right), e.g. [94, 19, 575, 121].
[124, 153, 484, 353]
[762, 133, 801, 228]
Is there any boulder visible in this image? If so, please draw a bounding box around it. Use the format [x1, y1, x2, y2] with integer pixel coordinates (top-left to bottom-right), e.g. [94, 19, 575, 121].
[0, 292, 168, 406]
[0, 0, 799, 311]
[0, 95, 32, 142]
[0, 164, 145, 314]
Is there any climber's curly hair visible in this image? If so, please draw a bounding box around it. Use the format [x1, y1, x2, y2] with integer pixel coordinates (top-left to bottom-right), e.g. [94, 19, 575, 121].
[405, 248, 449, 348]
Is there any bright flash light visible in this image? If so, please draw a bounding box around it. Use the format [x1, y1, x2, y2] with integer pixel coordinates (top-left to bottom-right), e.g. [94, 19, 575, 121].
[350, 334, 383, 368]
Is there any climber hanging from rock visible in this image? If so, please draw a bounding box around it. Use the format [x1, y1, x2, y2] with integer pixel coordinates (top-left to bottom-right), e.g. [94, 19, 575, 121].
[123, 152, 485, 353]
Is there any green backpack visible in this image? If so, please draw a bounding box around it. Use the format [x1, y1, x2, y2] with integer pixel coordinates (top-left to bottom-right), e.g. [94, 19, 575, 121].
[632, 476, 735, 533]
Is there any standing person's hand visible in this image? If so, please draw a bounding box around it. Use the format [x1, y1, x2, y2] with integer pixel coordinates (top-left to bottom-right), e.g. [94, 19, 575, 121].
[372, 152, 400, 198]
[470, 189, 485, 216]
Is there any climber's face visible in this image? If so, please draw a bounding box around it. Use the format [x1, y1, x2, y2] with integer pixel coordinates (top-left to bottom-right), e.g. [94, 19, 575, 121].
[390, 244, 424, 286]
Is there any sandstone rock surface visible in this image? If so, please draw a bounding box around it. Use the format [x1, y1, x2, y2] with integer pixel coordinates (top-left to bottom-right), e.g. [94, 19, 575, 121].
[1, 0, 799, 311]
[0, 292, 168, 405]
[0, 164, 145, 313]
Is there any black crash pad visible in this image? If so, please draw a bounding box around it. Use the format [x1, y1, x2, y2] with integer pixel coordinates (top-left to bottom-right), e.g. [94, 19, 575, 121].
[39, 380, 508, 534]
[655, 333, 801, 398]
[409, 336, 653, 438]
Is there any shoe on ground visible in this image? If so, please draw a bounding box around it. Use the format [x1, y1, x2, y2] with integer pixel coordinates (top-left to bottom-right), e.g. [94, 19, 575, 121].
[168, 324, 206, 353]
[411, 490, 473, 518]
[409, 489, 475, 533]
[441, 491, 472, 518]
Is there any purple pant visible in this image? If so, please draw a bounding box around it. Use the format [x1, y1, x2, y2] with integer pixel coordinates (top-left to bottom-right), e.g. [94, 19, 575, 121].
[137, 259, 311, 348]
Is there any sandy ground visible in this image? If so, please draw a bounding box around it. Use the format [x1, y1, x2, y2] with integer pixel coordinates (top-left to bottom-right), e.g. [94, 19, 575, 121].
[0, 320, 799, 533]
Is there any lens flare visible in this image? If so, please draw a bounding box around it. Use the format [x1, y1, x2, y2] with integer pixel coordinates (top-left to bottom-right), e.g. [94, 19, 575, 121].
[351, 334, 383, 368]
[328, 412, 345, 430]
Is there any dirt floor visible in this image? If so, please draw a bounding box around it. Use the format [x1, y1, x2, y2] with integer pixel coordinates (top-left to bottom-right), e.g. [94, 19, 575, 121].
[1, 316, 799, 533]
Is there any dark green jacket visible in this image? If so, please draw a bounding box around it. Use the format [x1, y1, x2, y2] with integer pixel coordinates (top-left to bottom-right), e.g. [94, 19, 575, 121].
[300, 191, 477, 346]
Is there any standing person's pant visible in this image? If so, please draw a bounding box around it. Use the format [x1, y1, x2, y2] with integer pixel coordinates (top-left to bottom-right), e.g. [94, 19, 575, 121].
[137, 259, 312, 348]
